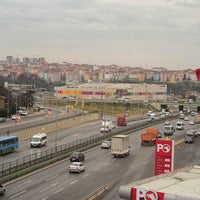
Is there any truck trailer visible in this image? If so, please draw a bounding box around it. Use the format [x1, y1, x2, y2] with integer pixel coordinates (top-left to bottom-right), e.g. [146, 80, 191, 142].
[111, 134, 130, 157]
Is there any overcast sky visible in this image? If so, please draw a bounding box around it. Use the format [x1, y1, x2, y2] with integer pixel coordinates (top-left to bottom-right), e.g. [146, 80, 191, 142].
[1, 0, 200, 69]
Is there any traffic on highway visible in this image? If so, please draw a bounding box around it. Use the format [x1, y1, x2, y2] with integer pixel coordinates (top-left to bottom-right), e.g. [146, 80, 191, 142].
[0, 108, 200, 199]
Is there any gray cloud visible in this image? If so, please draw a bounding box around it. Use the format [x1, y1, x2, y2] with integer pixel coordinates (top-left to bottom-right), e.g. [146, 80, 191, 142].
[0, 0, 200, 68]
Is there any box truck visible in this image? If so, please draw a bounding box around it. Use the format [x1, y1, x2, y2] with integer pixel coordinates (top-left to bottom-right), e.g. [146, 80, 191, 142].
[100, 120, 113, 133]
[111, 135, 130, 157]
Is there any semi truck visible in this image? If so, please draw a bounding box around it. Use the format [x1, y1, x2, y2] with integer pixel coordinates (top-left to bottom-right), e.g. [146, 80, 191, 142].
[100, 120, 113, 133]
[117, 114, 127, 126]
[111, 134, 130, 157]
[141, 128, 158, 145]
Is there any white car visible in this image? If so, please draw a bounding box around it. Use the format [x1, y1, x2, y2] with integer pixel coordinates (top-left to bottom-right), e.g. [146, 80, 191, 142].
[161, 114, 166, 119]
[164, 121, 170, 125]
[11, 115, 18, 120]
[195, 129, 200, 136]
[112, 123, 116, 129]
[69, 162, 85, 173]
[191, 111, 196, 116]
[101, 141, 111, 149]
[184, 117, 189, 121]
[189, 120, 195, 125]
[18, 110, 28, 116]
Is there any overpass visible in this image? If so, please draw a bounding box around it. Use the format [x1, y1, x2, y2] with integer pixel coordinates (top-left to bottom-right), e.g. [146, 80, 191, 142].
[160, 101, 200, 112]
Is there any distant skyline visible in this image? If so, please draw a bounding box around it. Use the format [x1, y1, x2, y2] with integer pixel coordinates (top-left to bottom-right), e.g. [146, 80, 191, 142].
[1, 0, 200, 70]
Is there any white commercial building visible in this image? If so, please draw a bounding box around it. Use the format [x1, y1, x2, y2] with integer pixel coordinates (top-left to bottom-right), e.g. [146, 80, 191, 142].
[54, 83, 167, 102]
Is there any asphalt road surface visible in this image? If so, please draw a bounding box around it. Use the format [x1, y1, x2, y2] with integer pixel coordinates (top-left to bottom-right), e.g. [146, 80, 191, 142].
[2, 115, 200, 200]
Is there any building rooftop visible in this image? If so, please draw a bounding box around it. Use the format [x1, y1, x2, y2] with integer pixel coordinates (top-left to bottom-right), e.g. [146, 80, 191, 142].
[119, 165, 200, 200]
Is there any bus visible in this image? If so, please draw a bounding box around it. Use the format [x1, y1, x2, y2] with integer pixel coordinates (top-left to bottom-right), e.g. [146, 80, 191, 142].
[0, 136, 19, 155]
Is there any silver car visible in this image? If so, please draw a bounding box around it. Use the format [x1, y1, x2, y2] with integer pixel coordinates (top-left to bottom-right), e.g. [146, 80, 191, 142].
[0, 117, 6, 123]
[69, 162, 86, 173]
[101, 141, 111, 149]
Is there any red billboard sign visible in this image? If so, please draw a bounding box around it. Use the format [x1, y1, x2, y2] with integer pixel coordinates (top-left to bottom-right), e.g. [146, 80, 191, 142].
[131, 187, 165, 200]
[155, 140, 174, 175]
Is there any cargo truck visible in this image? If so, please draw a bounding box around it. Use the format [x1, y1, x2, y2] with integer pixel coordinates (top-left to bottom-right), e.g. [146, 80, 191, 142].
[111, 135, 130, 157]
[117, 114, 127, 126]
[100, 120, 112, 133]
[141, 128, 158, 145]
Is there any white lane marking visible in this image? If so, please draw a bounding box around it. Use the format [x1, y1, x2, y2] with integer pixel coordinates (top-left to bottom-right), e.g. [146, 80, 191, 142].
[10, 190, 26, 199]
[70, 180, 78, 185]
[46, 175, 58, 181]
[40, 183, 58, 193]
[111, 158, 116, 162]
[83, 173, 89, 178]
[104, 162, 109, 166]
[12, 180, 33, 190]
[41, 197, 48, 200]
[54, 188, 64, 194]
[94, 168, 99, 171]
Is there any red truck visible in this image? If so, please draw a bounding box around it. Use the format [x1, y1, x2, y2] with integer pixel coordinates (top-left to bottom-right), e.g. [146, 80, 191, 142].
[117, 114, 127, 126]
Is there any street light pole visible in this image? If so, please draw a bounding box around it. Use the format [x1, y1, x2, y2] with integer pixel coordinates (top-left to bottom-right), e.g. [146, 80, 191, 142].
[55, 90, 58, 152]
[7, 90, 10, 118]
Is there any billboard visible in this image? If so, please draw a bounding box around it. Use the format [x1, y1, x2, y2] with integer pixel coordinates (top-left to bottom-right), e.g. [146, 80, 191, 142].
[116, 89, 128, 97]
[155, 140, 174, 175]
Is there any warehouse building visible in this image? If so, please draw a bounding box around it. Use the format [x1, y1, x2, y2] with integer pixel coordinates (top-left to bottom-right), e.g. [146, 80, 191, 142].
[54, 83, 167, 102]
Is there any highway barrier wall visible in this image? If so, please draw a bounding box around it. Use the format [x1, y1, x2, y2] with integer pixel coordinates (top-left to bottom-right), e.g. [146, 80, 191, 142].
[12, 112, 100, 141]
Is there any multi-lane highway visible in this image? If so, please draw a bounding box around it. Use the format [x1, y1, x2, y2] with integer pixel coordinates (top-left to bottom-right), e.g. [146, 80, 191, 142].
[1, 113, 200, 199]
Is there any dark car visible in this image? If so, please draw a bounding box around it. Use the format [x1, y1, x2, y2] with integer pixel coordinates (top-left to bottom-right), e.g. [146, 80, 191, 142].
[70, 152, 85, 162]
[0, 117, 6, 123]
[0, 184, 6, 195]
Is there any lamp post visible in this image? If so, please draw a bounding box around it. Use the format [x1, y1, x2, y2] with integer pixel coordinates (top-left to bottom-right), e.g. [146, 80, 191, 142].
[55, 90, 58, 152]
[7, 91, 9, 118]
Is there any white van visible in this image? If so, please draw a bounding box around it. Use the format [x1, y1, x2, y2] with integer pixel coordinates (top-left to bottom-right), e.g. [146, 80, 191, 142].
[30, 133, 47, 148]
[176, 121, 184, 130]
[164, 124, 175, 136]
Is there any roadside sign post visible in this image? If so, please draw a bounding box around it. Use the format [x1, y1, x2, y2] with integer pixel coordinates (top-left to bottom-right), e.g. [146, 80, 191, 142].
[155, 140, 174, 175]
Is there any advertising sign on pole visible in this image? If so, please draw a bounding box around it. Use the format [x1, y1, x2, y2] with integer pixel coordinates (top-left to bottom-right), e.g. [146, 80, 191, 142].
[155, 140, 174, 175]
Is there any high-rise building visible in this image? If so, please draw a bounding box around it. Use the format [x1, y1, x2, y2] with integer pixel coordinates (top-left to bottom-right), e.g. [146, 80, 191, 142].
[6, 56, 14, 64]
[38, 57, 45, 63]
[23, 57, 30, 65]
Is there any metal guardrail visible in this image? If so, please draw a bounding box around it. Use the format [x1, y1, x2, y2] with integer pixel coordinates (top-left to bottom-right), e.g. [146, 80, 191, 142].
[0, 114, 179, 182]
